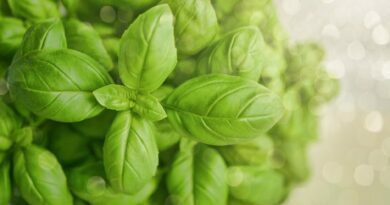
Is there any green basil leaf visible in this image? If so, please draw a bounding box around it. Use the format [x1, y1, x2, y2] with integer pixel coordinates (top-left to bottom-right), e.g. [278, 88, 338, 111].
[103, 111, 158, 194]
[0, 160, 11, 205]
[197, 26, 266, 81]
[64, 19, 114, 70]
[274, 139, 310, 183]
[71, 110, 116, 139]
[0, 136, 12, 151]
[228, 166, 286, 205]
[164, 74, 284, 145]
[103, 37, 120, 63]
[0, 100, 21, 137]
[108, 0, 159, 10]
[167, 144, 228, 205]
[7, 49, 114, 122]
[133, 94, 166, 121]
[12, 127, 33, 148]
[7, 0, 60, 22]
[217, 136, 273, 166]
[48, 124, 91, 166]
[166, 0, 219, 55]
[93, 84, 136, 111]
[151, 85, 174, 101]
[119, 4, 177, 92]
[0, 17, 26, 57]
[62, 0, 78, 17]
[68, 161, 158, 205]
[13, 145, 73, 205]
[13, 19, 67, 62]
[153, 119, 181, 151]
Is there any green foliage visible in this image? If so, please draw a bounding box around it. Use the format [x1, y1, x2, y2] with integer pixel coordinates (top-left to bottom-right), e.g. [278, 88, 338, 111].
[0, 1, 339, 204]
[164, 74, 284, 145]
[167, 141, 228, 205]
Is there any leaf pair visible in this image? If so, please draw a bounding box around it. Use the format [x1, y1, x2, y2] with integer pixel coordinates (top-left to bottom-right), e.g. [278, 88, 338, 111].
[7, 18, 115, 122]
[166, 140, 228, 205]
[94, 85, 167, 122]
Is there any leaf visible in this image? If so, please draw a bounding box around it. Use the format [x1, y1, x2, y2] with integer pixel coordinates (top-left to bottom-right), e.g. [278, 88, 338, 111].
[196, 26, 266, 81]
[13, 145, 73, 205]
[164, 74, 285, 145]
[67, 161, 149, 205]
[93, 84, 166, 121]
[0, 100, 21, 137]
[133, 94, 166, 121]
[12, 127, 33, 148]
[64, 19, 114, 70]
[228, 166, 286, 205]
[93, 84, 136, 111]
[13, 19, 67, 62]
[7, 49, 113, 122]
[108, 0, 159, 10]
[153, 119, 181, 151]
[0, 160, 11, 205]
[166, 144, 228, 205]
[217, 135, 274, 166]
[103, 111, 158, 194]
[119, 4, 177, 92]
[47, 124, 91, 166]
[0, 17, 26, 57]
[166, 0, 219, 55]
[7, 0, 60, 22]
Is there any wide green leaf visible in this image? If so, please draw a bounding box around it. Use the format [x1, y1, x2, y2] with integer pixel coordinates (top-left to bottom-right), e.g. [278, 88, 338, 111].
[13, 145, 73, 205]
[165, 0, 219, 55]
[164, 74, 284, 145]
[13, 19, 67, 62]
[196, 26, 266, 81]
[7, 49, 113, 122]
[68, 161, 157, 205]
[0, 100, 21, 137]
[217, 135, 273, 166]
[7, 0, 60, 22]
[64, 19, 113, 70]
[108, 0, 159, 10]
[0, 160, 11, 205]
[228, 166, 286, 205]
[119, 4, 177, 92]
[103, 111, 158, 194]
[0, 17, 26, 57]
[167, 143, 228, 205]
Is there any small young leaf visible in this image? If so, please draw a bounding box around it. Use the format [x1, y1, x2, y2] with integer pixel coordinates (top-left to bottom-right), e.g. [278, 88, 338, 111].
[93, 84, 136, 111]
[133, 94, 166, 122]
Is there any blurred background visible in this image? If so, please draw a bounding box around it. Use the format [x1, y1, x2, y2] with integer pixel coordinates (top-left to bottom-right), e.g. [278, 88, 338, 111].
[274, 0, 390, 204]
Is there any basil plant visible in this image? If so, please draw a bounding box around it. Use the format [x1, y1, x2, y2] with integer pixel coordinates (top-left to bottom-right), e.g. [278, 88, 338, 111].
[0, 0, 339, 204]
